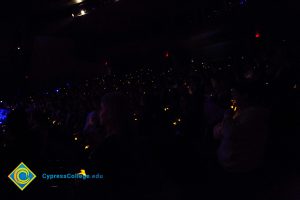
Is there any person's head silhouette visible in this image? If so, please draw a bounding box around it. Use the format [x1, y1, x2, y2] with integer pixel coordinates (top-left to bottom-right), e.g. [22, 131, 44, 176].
[99, 92, 130, 137]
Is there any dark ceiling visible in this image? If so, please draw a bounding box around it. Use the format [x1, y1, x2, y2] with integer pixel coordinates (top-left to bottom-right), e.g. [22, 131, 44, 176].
[2, 0, 298, 39]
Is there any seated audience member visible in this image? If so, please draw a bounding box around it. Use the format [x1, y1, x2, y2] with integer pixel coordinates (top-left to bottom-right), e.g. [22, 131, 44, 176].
[215, 82, 270, 173]
[82, 110, 103, 148]
[212, 82, 271, 199]
[89, 92, 138, 199]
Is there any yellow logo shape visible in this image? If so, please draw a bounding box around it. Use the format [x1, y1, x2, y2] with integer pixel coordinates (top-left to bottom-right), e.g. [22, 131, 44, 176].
[8, 162, 36, 191]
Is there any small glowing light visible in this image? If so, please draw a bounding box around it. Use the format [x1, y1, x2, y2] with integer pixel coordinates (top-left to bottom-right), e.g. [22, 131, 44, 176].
[78, 169, 87, 176]
[134, 118, 138, 121]
[294, 84, 297, 89]
[255, 32, 261, 38]
[74, 0, 84, 3]
[78, 9, 87, 16]
[164, 107, 170, 112]
[177, 118, 181, 122]
[72, 14, 75, 18]
[191, 59, 194, 63]
[52, 120, 56, 125]
[17, 47, 21, 50]
[85, 145, 90, 150]
[230, 100, 238, 112]
[265, 82, 269, 85]
[173, 122, 177, 126]
[74, 137, 78, 141]
[164, 51, 169, 58]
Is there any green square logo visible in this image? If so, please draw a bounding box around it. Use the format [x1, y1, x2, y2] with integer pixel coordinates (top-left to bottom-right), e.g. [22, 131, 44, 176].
[8, 162, 36, 191]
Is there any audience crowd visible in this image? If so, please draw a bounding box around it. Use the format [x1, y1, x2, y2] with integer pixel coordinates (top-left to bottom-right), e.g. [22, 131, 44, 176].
[0, 53, 298, 199]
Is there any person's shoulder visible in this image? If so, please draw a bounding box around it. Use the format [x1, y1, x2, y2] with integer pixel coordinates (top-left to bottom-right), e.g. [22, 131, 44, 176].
[245, 106, 269, 114]
[241, 106, 270, 121]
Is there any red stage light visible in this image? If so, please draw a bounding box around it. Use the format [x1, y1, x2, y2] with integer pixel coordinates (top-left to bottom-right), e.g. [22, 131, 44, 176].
[164, 51, 169, 58]
[255, 33, 261, 38]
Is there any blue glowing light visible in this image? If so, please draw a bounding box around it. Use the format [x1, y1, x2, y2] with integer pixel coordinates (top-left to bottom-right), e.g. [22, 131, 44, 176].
[240, 0, 247, 6]
[0, 109, 10, 124]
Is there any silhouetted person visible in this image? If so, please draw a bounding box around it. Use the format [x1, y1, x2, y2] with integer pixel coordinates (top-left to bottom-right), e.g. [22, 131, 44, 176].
[89, 92, 137, 200]
[213, 82, 270, 200]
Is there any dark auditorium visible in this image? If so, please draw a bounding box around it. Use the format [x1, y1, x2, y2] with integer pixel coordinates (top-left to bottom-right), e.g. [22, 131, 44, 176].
[0, 0, 299, 199]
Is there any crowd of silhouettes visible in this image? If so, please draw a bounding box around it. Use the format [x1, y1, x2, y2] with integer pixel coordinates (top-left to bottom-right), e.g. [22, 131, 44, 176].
[0, 51, 299, 199]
